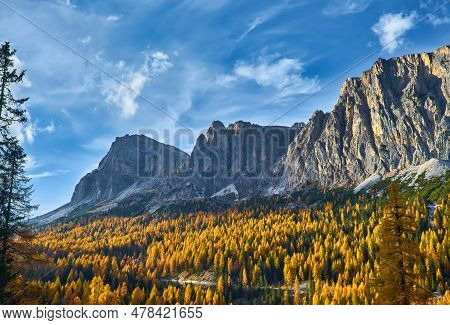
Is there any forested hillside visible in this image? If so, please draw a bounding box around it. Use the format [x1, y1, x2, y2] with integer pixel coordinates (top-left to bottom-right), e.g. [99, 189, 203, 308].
[15, 180, 450, 305]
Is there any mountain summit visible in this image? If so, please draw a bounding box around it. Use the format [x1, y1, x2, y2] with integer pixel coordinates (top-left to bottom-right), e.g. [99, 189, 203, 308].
[36, 46, 450, 223]
[71, 134, 189, 205]
[281, 45, 449, 190]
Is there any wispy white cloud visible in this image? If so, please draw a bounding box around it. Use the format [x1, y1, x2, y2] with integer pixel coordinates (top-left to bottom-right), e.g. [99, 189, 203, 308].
[57, 0, 76, 8]
[102, 51, 173, 118]
[238, 2, 293, 41]
[420, 0, 449, 11]
[28, 169, 69, 179]
[215, 74, 238, 87]
[426, 13, 450, 26]
[11, 117, 56, 145]
[239, 14, 272, 41]
[105, 68, 148, 118]
[25, 155, 38, 171]
[372, 12, 418, 53]
[42, 120, 56, 134]
[106, 15, 121, 22]
[79, 35, 92, 44]
[217, 55, 319, 97]
[149, 51, 173, 74]
[179, 0, 230, 12]
[323, 0, 371, 16]
[11, 120, 35, 144]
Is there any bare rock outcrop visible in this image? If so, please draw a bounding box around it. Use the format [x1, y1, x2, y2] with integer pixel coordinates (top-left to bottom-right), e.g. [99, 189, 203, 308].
[70, 134, 190, 204]
[36, 45, 450, 223]
[281, 45, 450, 189]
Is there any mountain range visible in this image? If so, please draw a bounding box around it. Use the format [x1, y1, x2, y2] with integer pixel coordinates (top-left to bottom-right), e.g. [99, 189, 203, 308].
[36, 45, 450, 224]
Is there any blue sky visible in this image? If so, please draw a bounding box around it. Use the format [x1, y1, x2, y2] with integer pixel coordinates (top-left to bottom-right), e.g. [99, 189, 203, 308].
[0, 0, 448, 215]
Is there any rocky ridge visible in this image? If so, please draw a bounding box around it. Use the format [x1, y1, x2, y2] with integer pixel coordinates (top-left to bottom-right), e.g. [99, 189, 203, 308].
[281, 45, 449, 189]
[36, 45, 450, 223]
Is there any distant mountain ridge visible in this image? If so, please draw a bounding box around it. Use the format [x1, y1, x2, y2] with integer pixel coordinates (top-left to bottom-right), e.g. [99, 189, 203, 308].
[36, 45, 450, 224]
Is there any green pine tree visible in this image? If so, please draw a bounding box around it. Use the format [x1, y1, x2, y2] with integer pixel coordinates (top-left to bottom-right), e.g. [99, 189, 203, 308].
[0, 42, 28, 137]
[0, 138, 37, 302]
[0, 42, 36, 303]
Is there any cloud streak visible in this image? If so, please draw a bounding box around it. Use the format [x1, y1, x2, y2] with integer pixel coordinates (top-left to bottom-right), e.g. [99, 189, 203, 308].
[106, 15, 121, 22]
[323, 0, 372, 16]
[28, 169, 69, 179]
[238, 1, 294, 41]
[322, 0, 372, 16]
[239, 13, 274, 41]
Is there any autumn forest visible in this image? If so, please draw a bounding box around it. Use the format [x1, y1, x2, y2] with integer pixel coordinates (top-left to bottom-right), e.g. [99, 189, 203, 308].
[10, 184, 449, 305]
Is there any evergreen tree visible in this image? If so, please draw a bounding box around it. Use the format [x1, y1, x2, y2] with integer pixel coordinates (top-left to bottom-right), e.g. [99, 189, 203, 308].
[0, 42, 36, 303]
[0, 137, 37, 303]
[217, 275, 225, 296]
[184, 284, 193, 305]
[307, 270, 314, 304]
[130, 287, 145, 305]
[293, 277, 301, 305]
[0, 42, 28, 137]
[147, 285, 159, 305]
[374, 183, 429, 304]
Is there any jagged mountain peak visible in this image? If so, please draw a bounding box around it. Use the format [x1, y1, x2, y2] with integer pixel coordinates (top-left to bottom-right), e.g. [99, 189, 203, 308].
[291, 122, 306, 130]
[309, 109, 328, 122]
[204, 120, 225, 141]
[281, 44, 450, 189]
[190, 120, 300, 185]
[36, 45, 450, 224]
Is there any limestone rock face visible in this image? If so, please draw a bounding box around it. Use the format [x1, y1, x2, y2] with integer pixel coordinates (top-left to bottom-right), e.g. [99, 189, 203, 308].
[189, 121, 299, 177]
[36, 45, 450, 223]
[281, 45, 450, 189]
[70, 134, 190, 204]
[186, 120, 301, 197]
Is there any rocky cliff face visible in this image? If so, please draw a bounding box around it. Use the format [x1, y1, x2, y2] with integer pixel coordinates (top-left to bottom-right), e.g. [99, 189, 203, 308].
[70, 134, 190, 204]
[281, 45, 450, 189]
[36, 45, 450, 223]
[37, 123, 297, 223]
[186, 121, 300, 197]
